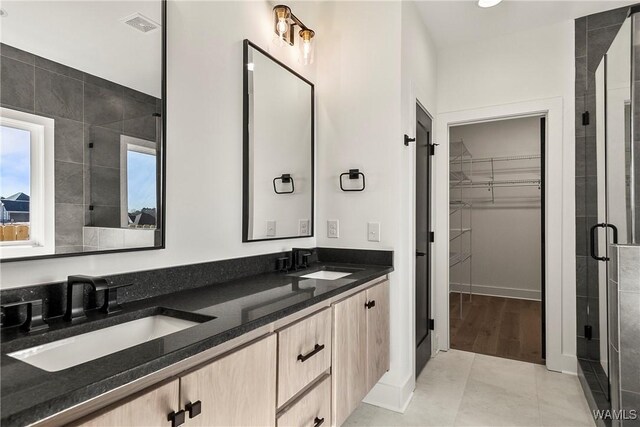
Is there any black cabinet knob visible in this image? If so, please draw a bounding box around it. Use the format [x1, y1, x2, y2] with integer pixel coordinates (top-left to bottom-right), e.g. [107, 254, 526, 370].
[185, 400, 202, 418]
[314, 416, 325, 427]
[365, 300, 376, 309]
[167, 409, 185, 427]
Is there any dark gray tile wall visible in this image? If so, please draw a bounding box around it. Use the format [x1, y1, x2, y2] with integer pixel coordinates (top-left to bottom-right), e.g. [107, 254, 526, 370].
[609, 245, 640, 426]
[575, 7, 629, 364]
[0, 43, 160, 252]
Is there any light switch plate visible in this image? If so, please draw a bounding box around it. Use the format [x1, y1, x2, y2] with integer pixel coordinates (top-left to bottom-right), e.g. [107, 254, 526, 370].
[299, 219, 310, 236]
[266, 220, 276, 237]
[368, 222, 380, 242]
[327, 220, 339, 238]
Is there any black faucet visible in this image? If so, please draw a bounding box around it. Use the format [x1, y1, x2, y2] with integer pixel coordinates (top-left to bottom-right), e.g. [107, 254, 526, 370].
[291, 248, 313, 270]
[64, 275, 110, 321]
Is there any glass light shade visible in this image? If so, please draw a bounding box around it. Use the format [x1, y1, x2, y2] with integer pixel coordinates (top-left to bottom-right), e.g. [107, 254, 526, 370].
[298, 29, 315, 65]
[273, 5, 291, 47]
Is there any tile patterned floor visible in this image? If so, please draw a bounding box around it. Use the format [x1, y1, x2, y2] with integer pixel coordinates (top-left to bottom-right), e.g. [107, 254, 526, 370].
[344, 350, 595, 427]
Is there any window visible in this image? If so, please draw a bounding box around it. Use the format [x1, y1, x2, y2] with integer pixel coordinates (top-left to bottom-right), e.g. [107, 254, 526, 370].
[0, 108, 55, 258]
[120, 135, 157, 228]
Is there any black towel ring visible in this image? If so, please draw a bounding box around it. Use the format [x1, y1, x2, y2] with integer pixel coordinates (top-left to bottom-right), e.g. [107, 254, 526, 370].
[340, 169, 365, 192]
[273, 174, 295, 194]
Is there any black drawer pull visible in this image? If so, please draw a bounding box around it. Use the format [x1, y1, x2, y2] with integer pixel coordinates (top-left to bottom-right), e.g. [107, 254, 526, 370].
[365, 300, 376, 309]
[186, 400, 202, 418]
[167, 409, 185, 427]
[297, 344, 325, 362]
[314, 417, 325, 427]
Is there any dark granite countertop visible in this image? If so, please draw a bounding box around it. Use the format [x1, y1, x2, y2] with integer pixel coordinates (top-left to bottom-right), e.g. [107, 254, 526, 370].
[0, 262, 392, 426]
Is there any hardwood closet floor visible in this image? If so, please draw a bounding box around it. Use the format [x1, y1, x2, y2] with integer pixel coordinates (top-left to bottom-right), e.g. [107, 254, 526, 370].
[449, 292, 544, 365]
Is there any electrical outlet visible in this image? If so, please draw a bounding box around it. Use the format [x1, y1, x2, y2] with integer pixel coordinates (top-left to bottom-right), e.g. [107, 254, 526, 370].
[266, 220, 276, 237]
[368, 222, 380, 242]
[327, 220, 339, 238]
[299, 219, 310, 236]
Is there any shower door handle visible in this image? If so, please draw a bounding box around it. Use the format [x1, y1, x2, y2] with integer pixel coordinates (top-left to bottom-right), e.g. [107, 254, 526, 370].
[590, 223, 618, 262]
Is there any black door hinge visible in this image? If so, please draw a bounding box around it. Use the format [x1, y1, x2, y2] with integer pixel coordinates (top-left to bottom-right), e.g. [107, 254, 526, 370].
[428, 319, 435, 330]
[585, 325, 593, 340]
[429, 231, 435, 242]
[582, 111, 590, 126]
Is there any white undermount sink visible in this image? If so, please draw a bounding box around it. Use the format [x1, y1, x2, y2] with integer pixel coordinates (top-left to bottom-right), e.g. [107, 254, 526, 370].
[300, 270, 353, 280]
[8, 315, 199, 372]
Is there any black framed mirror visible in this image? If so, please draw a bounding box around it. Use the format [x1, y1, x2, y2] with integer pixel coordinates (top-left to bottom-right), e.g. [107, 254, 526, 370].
[242, 40, 314, 242]
[0, 0, 166, 262]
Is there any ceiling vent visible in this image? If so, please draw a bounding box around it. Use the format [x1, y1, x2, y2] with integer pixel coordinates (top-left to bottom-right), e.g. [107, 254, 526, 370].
[121, 13, 160, 34]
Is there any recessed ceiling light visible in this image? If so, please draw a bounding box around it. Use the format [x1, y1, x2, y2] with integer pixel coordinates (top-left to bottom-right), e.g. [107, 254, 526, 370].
[0, 8, 8, 17]
[478, 0, 503, 8]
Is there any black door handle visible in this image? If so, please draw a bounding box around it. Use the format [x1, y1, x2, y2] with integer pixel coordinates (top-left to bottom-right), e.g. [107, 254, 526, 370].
[297, 344, 325, 362]
[314, 417, 325, 427]
[365, 300, 376, 309]
[185, 401, 202, 418]
[167, 410, 185, 427]
[590, 223, 619, 262]
[416, 251, 426, 257]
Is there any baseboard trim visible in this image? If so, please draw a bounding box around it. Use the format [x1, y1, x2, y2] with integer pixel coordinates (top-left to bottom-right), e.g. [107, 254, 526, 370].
[450, 282, 541, 301]
[362, 372, 414, 413]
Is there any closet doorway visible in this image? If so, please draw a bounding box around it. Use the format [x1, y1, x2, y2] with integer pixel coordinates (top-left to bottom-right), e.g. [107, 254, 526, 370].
[449, 115, 546, 365]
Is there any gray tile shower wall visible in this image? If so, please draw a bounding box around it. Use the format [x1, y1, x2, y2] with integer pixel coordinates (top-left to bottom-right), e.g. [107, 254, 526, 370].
[608, 245, 640, 426]
[575, 6, 629, 364]
[0, 43, 160, 252]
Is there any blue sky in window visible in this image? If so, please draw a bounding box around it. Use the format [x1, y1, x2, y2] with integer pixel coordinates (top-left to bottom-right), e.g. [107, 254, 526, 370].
[0, 125, 30, 198]
[127, 150, 156, 212]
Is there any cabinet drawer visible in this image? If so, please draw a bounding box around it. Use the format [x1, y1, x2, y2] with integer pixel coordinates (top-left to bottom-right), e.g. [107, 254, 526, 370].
[277, 308, 332, 406]
[277, 376, 331, 427]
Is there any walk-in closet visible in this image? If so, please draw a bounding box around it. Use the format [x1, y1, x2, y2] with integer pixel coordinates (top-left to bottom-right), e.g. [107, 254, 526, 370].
[449, 116, 544, 365]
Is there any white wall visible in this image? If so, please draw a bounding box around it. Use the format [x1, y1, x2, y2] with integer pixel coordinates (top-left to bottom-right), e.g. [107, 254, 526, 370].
[450, 117, 542, 301]
[435, 21, 577, 372]
[315, 0, 438, 412]
[0, 1, 320, 288]
[315, 1, 405, 410]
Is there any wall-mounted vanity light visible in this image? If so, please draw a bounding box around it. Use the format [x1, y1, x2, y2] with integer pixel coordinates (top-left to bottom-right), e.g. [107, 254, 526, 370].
[273, 4, 315, 65]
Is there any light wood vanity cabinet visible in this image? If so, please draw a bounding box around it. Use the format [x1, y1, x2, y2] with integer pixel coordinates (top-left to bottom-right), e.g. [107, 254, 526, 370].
[365, 280, 390, 391]
[277, 375, 331, 427]
[332, 280, 390, 426]
[277, 308, 332, 407]
[79, 335, 276, 427]
[72, 278, 389, 427]
[79, 379, 180, 427]
[180, 334, 277, 426]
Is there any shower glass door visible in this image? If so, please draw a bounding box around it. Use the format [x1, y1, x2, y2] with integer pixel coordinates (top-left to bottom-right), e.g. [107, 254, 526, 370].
[592, 14, 633, 399]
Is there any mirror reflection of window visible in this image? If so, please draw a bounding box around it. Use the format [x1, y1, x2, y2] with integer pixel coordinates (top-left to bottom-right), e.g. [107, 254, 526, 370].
[0, 126, 31, 232]
[0, 108, 55, 258]
[120, 136, 157, 229]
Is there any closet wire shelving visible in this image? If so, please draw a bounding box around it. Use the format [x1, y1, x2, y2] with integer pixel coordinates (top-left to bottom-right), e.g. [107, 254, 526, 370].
[451, 154, 542, 204]
[449, 147, 542, 319]
[450, 140, 473, 318]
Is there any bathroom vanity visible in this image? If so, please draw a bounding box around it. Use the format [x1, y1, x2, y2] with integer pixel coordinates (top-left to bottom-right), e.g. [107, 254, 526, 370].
[0, 1, 393, 425]
[0, 250, 392, 426]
